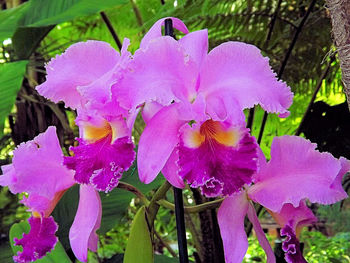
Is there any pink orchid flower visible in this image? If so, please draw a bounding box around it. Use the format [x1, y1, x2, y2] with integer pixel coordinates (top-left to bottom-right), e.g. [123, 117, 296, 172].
[36, 40, 136, 192]
[218, 135, 350, 263]
[0, 127, 102, 263]
[113, 17, 293, 195]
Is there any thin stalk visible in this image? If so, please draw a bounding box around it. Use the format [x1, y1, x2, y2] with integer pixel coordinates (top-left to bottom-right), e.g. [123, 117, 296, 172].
[157, 198, 224, 213]
[257, 0, 317, 143]
[100, 11, 122, 50]
[154, 229, 178, 257]
[164, 18, 189, 263]
[295, 55, 335, 136]
[117, 182, 150, 206]
[147, 181, 172, 224]
[130, 0, 144, 28]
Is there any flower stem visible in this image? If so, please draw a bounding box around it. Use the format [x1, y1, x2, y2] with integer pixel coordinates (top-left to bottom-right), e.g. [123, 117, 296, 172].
[117, 182, 150, 206]
[146, 181, 172, 224]
[157, 198, 224, 213]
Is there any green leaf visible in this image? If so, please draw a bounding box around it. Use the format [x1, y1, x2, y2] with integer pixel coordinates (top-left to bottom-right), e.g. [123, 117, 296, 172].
[98, 188, 134, 235]
[123, 206, 153, 263]
[0, 60, 27, 137]
[154, 255, 178, 263]
[9, 221, 72, 263]
[19, 0, 128, 27]
[0, 3, 29, 42]
[12, 26, 54, 59]
[51, 184, 79, 250]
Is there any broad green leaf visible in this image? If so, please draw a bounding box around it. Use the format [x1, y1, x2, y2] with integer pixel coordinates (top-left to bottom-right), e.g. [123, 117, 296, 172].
[124, 206, 153, 263]
[9, 220, 30, 255]
[19, 0, 128, 27]
[0, 61, 27, 137]
[12, 26, 54, 59]
[98, 188, 134, 235]
[51, 184, 79, 250]
[9, 221, 72, 263]
[0, 3, 29, 42]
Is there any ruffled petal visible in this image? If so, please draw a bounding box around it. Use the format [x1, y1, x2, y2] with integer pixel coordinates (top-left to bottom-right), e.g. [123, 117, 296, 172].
[247, 203, 276, 263]
[248, 135, 343, 212]
[178, 29, 208, 68]
[138, 104, 187, 184]
[179, 121, 258, 196]
[114, 37, 198, 110]
[140, 17, 188, 49]
[79, 39, 132, 117]
[199, 42, 293, 116]
[280, 221, 307, 263]
[205, 91, 246, 124]
[36, 41, 119, 109]
[217, 193, 249, 263]
[270, 201, 317, 236]
[13, 216, 58, 263]
[328, 157, 350, 199]
[69, 185, 102, 262]
[0, 127, 75, 213]
[64, 135, 135, 192]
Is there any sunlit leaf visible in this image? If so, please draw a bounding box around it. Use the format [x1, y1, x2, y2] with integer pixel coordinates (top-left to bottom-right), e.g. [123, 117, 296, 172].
[19, 0, 128, 27]
[124, 206, 153, 263]
[51, 184, 79, 250]
[0, 61, 27, 137]
[9, 221, 72, 263]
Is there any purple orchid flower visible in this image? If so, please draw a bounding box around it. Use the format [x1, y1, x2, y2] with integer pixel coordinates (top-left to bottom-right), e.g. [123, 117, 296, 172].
[113, 17, 293, 195]
[0, 127, 103, 262]
[218, 135, 350, 263]
[36, 40, 136, 193]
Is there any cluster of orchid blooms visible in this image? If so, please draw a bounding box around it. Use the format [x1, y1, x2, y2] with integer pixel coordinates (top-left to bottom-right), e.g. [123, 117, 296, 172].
[0, 17, 349, 263]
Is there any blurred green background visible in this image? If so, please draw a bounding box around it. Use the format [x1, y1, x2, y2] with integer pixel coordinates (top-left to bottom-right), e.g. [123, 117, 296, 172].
[1, 0, 350, 262]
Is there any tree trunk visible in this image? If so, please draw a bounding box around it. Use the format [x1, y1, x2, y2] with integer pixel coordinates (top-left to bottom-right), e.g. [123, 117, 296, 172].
[326, 0, 350, 108]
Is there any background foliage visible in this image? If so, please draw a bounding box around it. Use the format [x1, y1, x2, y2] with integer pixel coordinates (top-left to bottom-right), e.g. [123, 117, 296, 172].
[0, 0, 349, 262]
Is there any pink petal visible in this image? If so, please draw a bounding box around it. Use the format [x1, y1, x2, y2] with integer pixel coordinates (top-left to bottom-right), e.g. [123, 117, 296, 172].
[217, 193, 249, 263]
[178, 29, 208, 68]
[140, 17, 188, 49]
[247, 203, 276, 263]
[328, 157, 350, 199]
[0, 164, 16, 187]
[69, 185, 102, 262]
[114, 37, 198, 110]
[280, 222, 307, 263]
[78, 38, 132, 116]
[142, 101, 164, 124]
[199, 42, 293, 115]
[205, 91, 246, 124]
[162, 148, 185, 188]
[138, 104, 186, 184]
[64, 135, 135, 192]
[36, 41, 119, 109]
[179, 121, 258, 197]
[13, 216, 58, 263]
[248, 135, 342, 212]
[271, 201, 317, 234]
[0, 127, 74, 207]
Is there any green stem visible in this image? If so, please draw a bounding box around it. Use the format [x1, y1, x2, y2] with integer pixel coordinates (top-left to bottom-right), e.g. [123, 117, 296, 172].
[147, 181, 172, 224]
[157, 198, 224, 213]
[117, 182, 150, 206]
